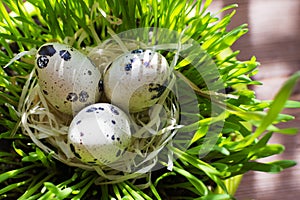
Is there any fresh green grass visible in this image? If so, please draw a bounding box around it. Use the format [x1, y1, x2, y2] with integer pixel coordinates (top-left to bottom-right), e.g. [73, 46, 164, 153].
[0, 0, 300, 199]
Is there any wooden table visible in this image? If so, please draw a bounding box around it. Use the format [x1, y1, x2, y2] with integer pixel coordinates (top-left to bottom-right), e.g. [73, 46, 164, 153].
[211, 0, 300, 199]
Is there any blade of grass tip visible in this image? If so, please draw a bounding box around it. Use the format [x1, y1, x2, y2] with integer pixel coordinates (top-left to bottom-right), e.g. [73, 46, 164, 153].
[214, 4, 238, 17]
[14, 1, 31, 36]
[38, 189, 56, 200]
[152, 0, 158, 28]
[88, 3, 101, 44]
[194, 0, 203, 16]
[39, 173, 80, 200]
[0, 165, 36, 183]
[184, 0, 197, 17]
[18, 172, 57, 200]
[195, 193, 232, 200]
[135, 0, 143, 18]
[35, 147, 51, 168]
[72, 177, 97, 200]
[158, 0, 166, 27]
[154, 172, 176, 186]
[0, 1, 24, 51]
[117, 183, 135, 200]
[112, 184, 122, 200]
[26, 193, 43, 200]
[282, 100, 300, 108]
[42, 182, 72, 200]
[149, 183, 162, 200]
[124, 181, 152, 200]
[120, 182, 148, 200]
[243, 71, 300, 147]
[0, 179, 31, 195]
[70, 174, 94, 191]
[169, 1, 185, 24]
[172, 165, 208, 196]
[171, 147, 228, 193]
[200, 0, 213, 16]
[0, 37, 14, 56]
[270, 160, 297, 169]
[43, 0, 63, 39]
[12, 141, 27, 157]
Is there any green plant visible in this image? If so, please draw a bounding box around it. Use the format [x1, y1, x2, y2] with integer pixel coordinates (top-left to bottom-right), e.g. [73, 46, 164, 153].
[0, 0, 299, 199]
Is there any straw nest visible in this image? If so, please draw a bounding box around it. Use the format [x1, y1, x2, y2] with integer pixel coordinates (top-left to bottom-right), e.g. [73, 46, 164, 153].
[17, 38, 184, 183]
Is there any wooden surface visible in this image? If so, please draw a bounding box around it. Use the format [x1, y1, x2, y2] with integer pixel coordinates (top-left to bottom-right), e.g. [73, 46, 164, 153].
[210, 0, 300, 199]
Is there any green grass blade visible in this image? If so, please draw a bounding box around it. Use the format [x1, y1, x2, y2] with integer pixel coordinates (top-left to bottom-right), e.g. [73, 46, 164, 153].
[241, 71, 300, 147]
[0, 165, 36, 183]
[173, 166, 208, 196]
[149, 182, 162, 200]
[196, 193, 232, 200]
[42, 182, 73, 200]
[0, 179, 31, 195]
[18, 172, 57, 200]
[117, 183, 135, 200]
[112, 184, 122, 200]
[172, 147, 228, 193]
[119, 182, 151, 200]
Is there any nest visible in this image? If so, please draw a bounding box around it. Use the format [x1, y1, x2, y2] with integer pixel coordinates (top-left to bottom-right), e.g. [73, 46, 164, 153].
[18, 37, 184, 183]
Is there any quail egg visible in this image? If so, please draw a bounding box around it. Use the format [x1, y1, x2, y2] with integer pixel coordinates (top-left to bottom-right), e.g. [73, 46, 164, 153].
[104, 49, 170, 113]
[35, 42, 103, 115]
[68, 103, 131, 165]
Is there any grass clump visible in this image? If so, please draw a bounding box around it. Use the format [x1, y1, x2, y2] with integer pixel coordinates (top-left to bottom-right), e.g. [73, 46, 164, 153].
[0, 0, 299, 199]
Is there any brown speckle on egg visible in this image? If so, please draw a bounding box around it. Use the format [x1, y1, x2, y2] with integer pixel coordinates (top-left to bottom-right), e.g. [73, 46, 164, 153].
[59, 50, 72, 61]
[36, 55, 49, 68]
[86, 107, 97, 112]
[110, 106, 119, 115]
[42, 90, 48, 95]
[38, 44, 56, 57]
[116, 149, 122, 157]
[66, 92, 78, 102]
[35, 69, 39, 76]
[78, 90, 89, 102]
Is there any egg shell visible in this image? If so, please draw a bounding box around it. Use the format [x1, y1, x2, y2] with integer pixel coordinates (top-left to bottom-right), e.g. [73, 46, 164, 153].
[35, 43, 103, 115]
[104, 49, 170, 113]
[68, 103, 131, 165]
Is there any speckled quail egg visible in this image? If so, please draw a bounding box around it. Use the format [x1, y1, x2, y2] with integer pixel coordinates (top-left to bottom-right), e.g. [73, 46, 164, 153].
[35, 42, 103, 115]
[68, 103, 131, 165]
[104, 49, 170, 113]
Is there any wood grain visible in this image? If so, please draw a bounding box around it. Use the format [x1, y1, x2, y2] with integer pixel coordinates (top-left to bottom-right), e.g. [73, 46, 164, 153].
[212, 0, 300, 199]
